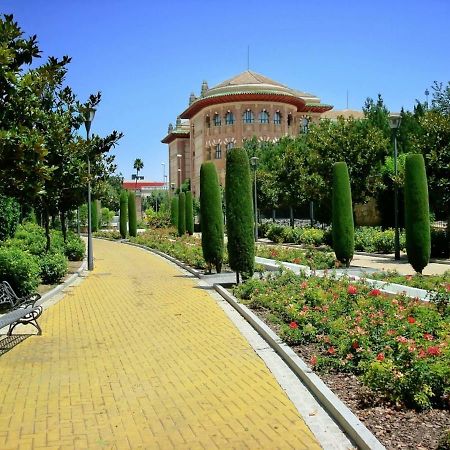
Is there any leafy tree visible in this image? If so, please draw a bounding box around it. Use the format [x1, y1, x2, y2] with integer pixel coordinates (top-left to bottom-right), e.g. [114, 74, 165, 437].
[431, 81, 450, 115]
[128, 191, 137, 237]
[332, 162, 354, 267]
[178, 192, 186, 236]
[133, 158, 144, 190]
[363, 94, 391, 138]
[185, 191, 194, 236]
[0, 195, 20, 241]
[404, 154, 430, 273]
[200, 162, 224, 273]
[119, 191, 128, 238]
[225, 148, 254, 283]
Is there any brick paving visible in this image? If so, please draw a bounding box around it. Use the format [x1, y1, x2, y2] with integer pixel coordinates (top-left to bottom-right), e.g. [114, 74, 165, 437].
[0, 239, 321, 449]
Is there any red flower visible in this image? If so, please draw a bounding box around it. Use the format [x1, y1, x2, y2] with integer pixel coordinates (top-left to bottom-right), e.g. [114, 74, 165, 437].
[327, 346, 336, 355]
[310, 355, 318, 366]
[406, 275, 413, 280]
[289, 321, 298, 329]
[445, 283, 450, 292]
[407, 316, 416, 324]
[352, 341, 359, 349]
[300, 281, 308, 289]
[376, 353, 385, 361]
[369, 289, 381, 296]
[347, 285, 358, 295]
[418, 349, 427, 359]
[427, 346, 441, 356]
[423, 333, 434, 341]
[396, 336, 408, 344]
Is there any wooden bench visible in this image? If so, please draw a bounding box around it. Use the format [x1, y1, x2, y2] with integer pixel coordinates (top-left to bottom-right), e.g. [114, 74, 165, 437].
[0, 281, 43, 336]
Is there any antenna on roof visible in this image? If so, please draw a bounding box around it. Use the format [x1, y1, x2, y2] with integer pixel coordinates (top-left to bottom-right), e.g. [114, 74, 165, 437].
[247, 45, 250, 70]
[346, 89, 349, 109]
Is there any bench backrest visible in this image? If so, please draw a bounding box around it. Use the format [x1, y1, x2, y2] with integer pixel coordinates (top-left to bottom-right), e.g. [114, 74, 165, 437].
[0, 282, 16, 311]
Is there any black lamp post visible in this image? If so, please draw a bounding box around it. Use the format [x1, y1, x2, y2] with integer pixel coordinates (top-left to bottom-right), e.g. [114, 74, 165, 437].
[250, 156, 259, 241]
[84, 107, 96, 271]
[389, 112, 402, 260]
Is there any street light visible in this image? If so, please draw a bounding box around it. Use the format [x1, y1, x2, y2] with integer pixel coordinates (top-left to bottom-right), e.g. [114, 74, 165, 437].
[83, 106, 96, 271]
[250, 156, 259, 241]
[389, 112, 402, 261]
[176, 154, 182, 189]
[161, 162, 166, 189]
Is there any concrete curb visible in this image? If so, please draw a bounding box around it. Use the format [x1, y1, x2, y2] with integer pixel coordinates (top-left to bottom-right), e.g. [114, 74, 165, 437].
[121, 240, 385, 450]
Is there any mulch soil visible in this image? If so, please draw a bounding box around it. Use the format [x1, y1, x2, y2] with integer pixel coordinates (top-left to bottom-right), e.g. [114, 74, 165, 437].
[251, 307, 450, 450]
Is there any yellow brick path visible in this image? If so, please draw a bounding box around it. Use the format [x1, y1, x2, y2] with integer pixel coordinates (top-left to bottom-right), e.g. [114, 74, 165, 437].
[0, 239, 321, 449]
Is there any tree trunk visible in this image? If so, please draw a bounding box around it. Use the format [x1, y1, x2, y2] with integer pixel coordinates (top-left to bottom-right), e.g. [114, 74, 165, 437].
[236, 271, 240, 285]
[44, 211, 51, 252]
[290, 206, 294, 228]
[60, 210, 67, 243]
[447, 209, 450, 257]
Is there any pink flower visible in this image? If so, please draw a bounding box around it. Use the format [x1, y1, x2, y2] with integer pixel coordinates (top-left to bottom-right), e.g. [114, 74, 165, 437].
[406, 275, 413, 280]
[396, 336, 408, 344]
[418, 349, 427, 358]
[289, 321, 298, 329]
[327, 346, 336, 355]
[407, 316, 416, 324]
[347, 285, 358, 295]
[423, 333, 434, 341]
[427, 346, 441, 356]
[300, 281, 308, 289]
[369, 289, 381, 296]
[310, 355, 318, 366]
[376, 353, 385, 362]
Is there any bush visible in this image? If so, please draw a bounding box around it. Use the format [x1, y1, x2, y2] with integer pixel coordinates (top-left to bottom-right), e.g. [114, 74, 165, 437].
[0, 246, 41, 296]
[128, 191, 137, 237]
[178, 192, 186, 236]
[171, 196, 179, 227]
[119, 191, 128, 238]
[404, 154, 431, 273]
[431, 228, 449, 258]
[266, 224, 285, 243]
[64, 233, 85, 261]
[226, 148, 254, 281]
[39, 252, 68, 284]
[200, 162, 224, 273]
[0, 195, 20, 241]
[101, 207, 114, 228]
[332, 162, 354, 267]
[185, 191, 194, 236]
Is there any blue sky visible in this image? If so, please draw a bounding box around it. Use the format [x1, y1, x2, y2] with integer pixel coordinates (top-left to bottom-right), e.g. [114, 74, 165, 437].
[3, 0, 450, 182]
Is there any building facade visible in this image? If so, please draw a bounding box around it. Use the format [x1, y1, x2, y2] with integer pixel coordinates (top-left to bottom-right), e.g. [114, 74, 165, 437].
[162, 70, 334, 196]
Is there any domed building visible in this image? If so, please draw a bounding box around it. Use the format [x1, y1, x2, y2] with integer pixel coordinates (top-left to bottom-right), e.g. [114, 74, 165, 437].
[162, 70, 334, 196]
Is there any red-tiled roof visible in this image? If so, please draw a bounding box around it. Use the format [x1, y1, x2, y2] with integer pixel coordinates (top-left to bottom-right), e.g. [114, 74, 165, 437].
[122, 181, 165, 189]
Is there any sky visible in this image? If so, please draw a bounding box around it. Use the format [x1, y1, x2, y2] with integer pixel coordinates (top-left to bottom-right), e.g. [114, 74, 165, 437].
[3, 0, 450, 182]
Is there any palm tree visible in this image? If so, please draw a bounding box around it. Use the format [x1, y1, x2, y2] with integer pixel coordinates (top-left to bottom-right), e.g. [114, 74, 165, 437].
[133, 158, 144, 191]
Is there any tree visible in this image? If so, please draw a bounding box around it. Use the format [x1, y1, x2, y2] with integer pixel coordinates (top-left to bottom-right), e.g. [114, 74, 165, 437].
[178, 192, 186, 236]
[128, 191, 137, 237]
[431, 81, 450, 115]
[332, 162, 354, 267]
[404, 154, 430, 274]
[185, 191, 194, 236]
[133, 158, 144, 190]
[170, 196, 178, 227]
[200, 162, 224, 273]
[119, 191, 128, 238]
[225, 148, 254, 283]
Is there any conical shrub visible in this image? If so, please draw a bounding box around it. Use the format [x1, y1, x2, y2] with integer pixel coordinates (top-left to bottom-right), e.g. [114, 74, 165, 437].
[171, 196, 178, 227]
[225, 148, 254, 282]
[128, 191, 137, 237]
[185, 191, 194, 236]
[178, 192, 186, 236]
[119, 190, 128, 238]
[200, 162, 224, 273]
[332, 162, 354, 267]
[404, 154, 430, 274]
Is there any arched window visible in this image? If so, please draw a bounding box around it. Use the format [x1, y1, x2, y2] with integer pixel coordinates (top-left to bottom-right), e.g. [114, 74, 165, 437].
[287, 113, 292, 127]
[243, 109, 254, 124]
[206, 147, 211, 160]
[259, 110, 269, 124]
[226, 142, 234, 151]
[225, 111, 235, 125]
[205, 116, 210, 128]
[215, 144, 222, 159]
[213, 113, 221, 126]
[301, 117, 309, 133]
[273, 111, 282, 125]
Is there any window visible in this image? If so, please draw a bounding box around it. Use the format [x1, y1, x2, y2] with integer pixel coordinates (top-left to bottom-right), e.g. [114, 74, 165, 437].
[287, 113, 292, 127]
[301, 117, 309, 133]
[225, 111, 235, 125]
[226, 142, 234, 151]
[215, 144, 222, 159]
[213, 113, 221, 126]
[243, 109, 254, 124]
[205, 116, 210, 128]
[206, 147, 211, 160]
[259, 110, 269, 124]
[273, 111, 281, 125]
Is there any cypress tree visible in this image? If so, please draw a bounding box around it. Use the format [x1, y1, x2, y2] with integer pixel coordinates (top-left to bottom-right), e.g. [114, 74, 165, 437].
[404, 154, 431, 274]
[332, 162, 354, 267]
[119, 190, 128, 238]
[170, 196, 179, 227]
[200, 162, 224, 273]
[178, 192, 186, 236]
[91, 200, 98, 232]
[128, 191, 137, 237]
[225, 148, 254, 283]
[185, 191, 194, 236]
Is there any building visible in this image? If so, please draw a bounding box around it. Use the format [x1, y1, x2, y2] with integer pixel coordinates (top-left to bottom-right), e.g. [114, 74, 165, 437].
[162, 70, 337, 196]
[122, 180, 165, 218]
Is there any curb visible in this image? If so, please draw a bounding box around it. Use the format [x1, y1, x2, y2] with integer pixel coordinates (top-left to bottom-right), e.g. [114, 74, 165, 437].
[120, 240, 385, 450]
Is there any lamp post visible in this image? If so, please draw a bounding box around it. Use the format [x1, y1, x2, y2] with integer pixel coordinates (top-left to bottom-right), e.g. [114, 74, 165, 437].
[250, 156, 259, 241]
[83, 106, 96, 271]
[389, 112, 402, 260]
[176, 154, 182, 189]
[162, 162, 166, 189]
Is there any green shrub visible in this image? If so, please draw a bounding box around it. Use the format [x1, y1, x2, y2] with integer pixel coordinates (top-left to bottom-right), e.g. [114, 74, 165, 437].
[39, 252, 68, 284]
[404, 154, 431, 273]
[119, 191, 128, 238]
[300, 228, 325, 246]
[0, 195, 20, 241]
[225, 148, 254, 281]
[0, 246, 41, 296]
[100, 207, 114, 228]
[171, 196, 179, 227]
[64, 234, 85, 261]
[266, 224, 285, 243]
[258, 222, 271, 238]
[185, 191, 194, 236]
[91, 200, 98, 232]
[128, 191, 137, 237]
[178, 192, 186, 236]
[332, 162, 354, 267]
[5, 223, 47, 256]
[200, 162, 224, 273]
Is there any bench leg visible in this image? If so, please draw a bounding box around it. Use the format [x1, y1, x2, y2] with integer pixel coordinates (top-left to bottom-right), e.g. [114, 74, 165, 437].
[7, 307, 43, 336]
